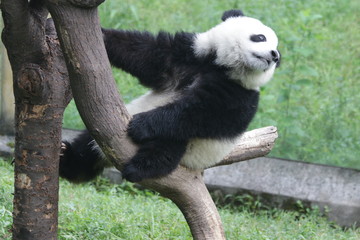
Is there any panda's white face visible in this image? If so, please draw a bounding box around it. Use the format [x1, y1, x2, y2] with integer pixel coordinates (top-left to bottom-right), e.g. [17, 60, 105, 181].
[194, 15, 280, 90]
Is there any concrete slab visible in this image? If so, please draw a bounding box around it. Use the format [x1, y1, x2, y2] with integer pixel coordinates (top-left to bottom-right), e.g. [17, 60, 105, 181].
[0, 135, 14, 158]
[204, 157, 360, 228]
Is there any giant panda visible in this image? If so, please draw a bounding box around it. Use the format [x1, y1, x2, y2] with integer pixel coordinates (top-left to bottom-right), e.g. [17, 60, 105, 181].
[59, 9, 280, 183]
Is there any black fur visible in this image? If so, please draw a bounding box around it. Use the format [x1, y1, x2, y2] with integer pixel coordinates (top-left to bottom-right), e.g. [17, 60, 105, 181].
[60, 10, 262, 183]
[59, 130, 110, 183]
[123, 139, 188, 182]
[126, 72, 259, 142]
[102, 29, 215, 91]
[221, 9, 244, 21]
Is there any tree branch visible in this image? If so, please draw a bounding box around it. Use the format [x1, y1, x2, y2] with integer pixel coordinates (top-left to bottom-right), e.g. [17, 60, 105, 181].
[46, 2, 135, 170]
[216, 126, 278, 167]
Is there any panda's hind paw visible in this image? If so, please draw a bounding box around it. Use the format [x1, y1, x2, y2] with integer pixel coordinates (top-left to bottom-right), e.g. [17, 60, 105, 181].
[60, 142, 68, 157]
[122, 163, 146, 183]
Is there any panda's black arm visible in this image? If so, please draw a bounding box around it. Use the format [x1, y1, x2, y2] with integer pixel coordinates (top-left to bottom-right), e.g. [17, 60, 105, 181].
[127, 77, 260, 142]
[102, 28, 168, 90]
[102, 28, 195, 90]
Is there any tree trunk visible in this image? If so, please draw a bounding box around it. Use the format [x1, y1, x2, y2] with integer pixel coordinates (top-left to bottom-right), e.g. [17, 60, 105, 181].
[1, 1, 71, 239]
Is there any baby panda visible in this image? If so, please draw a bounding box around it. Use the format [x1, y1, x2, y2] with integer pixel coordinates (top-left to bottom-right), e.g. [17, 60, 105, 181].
[59, 9, 280, 183]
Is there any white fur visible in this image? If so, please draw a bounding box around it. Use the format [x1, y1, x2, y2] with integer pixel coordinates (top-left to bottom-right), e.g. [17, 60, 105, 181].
[126, 91, 178, 115]
[181, 137, 238, 169]
[228, 66, 276, 91]
[194, 16, 278, 90]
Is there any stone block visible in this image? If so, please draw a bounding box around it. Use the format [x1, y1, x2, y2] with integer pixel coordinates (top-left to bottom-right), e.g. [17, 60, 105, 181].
[204, 157, 360, 228]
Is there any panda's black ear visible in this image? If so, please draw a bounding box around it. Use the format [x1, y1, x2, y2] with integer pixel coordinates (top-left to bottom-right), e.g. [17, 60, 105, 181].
[221, 9, 244, 21]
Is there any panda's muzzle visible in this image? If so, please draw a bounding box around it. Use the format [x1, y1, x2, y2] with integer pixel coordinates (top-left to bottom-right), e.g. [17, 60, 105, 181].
[252, 50, 281, 69]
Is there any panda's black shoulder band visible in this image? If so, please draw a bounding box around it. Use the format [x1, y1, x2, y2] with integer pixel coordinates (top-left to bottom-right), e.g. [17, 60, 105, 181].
[221, 9, 244, 21]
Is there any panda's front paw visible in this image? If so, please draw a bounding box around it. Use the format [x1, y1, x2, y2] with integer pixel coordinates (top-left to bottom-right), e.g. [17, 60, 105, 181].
[127, 113, 155, 144]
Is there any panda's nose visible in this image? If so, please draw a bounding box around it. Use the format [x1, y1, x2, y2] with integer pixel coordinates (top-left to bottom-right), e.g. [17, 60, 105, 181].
[271, 50, 279, 62]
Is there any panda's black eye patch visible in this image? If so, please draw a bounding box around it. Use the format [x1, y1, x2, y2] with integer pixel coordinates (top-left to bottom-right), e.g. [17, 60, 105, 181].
[250, 34, 267, 42]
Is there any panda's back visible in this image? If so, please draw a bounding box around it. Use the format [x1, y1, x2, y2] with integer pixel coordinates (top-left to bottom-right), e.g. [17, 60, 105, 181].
[126, 91, 178, 115]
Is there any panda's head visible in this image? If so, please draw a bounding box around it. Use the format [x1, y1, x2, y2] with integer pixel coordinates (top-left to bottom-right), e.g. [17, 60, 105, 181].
[194, 10, 280, 90]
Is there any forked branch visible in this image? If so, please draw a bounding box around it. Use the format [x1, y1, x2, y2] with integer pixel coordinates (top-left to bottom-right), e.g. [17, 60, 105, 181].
[46, 1, 277, 239]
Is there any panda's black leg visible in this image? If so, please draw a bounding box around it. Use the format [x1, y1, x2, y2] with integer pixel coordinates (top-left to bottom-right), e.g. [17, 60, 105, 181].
[122, 139, 188, 182]
[59, 130, 109, 183]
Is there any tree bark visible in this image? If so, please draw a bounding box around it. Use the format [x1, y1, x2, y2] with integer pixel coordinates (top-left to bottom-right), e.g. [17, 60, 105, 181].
[46, 1, 135, 169]
[46, 1, 278, 239]
[1, 1, 71, 239]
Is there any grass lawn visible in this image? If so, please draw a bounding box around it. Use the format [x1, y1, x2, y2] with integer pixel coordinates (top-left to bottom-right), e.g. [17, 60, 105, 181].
[1, 159, 359, 239]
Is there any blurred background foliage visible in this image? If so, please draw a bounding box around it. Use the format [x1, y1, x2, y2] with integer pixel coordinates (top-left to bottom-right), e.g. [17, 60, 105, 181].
[61, 0, 360, 169]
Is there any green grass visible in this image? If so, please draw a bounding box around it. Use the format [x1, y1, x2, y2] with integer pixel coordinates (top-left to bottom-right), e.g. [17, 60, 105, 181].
[1, 159, 359, 239]
[0, 160, 13, 240]
[62, 0, 360, 170]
